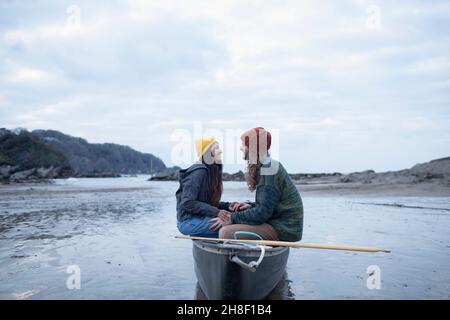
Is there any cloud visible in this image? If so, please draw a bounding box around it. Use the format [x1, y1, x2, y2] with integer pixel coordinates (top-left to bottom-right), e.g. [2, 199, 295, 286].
[7, 66, 60, 84]
[0, 0, 449, 172]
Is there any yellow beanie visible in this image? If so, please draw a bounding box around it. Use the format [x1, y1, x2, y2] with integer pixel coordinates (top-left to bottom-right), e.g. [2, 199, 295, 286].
[195, 137, 217, 159]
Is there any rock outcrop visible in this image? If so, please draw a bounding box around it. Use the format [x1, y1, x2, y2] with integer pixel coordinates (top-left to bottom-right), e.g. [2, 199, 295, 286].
[222, 171, 245, 181]
[148, 169, 246, 182]
[410, 157, 450, 178]
[1, 166, 71, 183]
[291, 158, 450, 185]
[148, 167, 181, 181]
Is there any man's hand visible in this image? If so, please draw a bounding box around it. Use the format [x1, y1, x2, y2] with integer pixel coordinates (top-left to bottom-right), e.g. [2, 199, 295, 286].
[209, 210, 232, 231]
[229, 202, 251, 212]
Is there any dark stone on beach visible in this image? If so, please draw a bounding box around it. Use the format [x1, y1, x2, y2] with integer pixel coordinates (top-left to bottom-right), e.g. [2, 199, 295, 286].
[149, 171, 178, 181]
[0, 165, 19, 178]
[10, 168, 37, 181]
[148, 169, 246, 182]
[289, 172, 342, 181]
[36, 166, 59, 179]
[148, 167, 180, 181]
[340, 176, 352, 183]
[222, 171, 245, 181]
[0, 164, 73, 183]
[78, 172, 122, 178]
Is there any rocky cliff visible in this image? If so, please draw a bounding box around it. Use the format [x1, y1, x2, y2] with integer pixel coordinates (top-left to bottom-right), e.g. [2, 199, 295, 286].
[0, 129, 72, 182]
[1, 128, 167, 183]
[32, 130, 166, 177]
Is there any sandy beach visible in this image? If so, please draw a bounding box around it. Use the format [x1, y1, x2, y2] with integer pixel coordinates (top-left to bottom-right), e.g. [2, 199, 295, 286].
[296, 181, 450, 197]
[1, 177, 449, 299]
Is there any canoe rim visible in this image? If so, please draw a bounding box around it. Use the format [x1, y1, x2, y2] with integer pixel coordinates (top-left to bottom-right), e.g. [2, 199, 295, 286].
[193, 240, 289, 257]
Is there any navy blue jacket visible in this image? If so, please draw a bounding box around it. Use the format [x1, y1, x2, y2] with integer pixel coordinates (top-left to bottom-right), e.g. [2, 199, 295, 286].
[176, 162, 229, 221]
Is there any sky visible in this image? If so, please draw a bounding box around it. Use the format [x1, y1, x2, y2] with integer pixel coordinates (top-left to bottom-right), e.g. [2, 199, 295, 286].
[1, 0, 449, 173]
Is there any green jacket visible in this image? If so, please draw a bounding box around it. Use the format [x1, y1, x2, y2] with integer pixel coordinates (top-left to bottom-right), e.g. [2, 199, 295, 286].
[231, 159, 303, 242]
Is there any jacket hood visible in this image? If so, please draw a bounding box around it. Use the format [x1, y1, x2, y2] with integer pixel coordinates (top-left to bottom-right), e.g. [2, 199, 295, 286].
[178, 162, 208, 180]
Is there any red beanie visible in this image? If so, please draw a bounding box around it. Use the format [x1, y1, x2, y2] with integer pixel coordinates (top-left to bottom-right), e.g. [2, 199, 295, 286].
[241, 127, 271, 156]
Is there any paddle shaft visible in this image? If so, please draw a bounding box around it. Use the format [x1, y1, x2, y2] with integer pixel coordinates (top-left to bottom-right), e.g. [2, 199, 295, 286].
[175, 235, 391, 253]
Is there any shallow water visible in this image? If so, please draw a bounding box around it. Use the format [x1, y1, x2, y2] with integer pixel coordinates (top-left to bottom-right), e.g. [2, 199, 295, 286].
[0, 177, 449, 299]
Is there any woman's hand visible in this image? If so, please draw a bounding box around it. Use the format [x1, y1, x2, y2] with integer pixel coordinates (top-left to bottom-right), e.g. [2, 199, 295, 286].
[229, 202, 251, 212]
[209, 210, 232, 231]
[228, 202, 239, 211]
[236, 202, 251, 211]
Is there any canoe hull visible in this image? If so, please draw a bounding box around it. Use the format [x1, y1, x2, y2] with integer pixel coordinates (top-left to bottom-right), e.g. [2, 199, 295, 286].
[193, 240, 290, 300]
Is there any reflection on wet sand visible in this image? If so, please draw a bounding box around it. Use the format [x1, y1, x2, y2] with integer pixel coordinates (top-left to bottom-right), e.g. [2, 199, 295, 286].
[266, 272, 295, 300]
[195, 272, 294, 300]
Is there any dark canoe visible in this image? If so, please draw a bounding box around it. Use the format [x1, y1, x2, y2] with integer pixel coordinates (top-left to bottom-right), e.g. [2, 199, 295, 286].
[192, 240, 290, 300]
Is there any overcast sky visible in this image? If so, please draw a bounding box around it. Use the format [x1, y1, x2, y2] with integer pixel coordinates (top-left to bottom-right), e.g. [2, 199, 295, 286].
[1, 0, 449, 173]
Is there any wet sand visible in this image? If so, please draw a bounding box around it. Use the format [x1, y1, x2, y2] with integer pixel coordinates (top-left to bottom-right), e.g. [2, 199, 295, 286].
[296, 181, 450, 197]
[0, 178, 449, 299]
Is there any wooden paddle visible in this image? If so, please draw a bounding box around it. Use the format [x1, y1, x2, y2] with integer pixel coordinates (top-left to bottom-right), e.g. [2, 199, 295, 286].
[175, 235, 391, 253]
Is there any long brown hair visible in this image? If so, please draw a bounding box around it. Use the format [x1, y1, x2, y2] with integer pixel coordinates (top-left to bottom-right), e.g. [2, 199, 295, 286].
[242, 127, 271, 192]
[246, 162, 262, 192]
[201, 145, 223, 207]
[204, 162, 223, 207]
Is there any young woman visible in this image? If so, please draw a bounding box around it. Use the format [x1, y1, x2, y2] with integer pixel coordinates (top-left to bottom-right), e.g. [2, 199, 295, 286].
[176, 137, 236, 237]
[209, 127, 304, 242]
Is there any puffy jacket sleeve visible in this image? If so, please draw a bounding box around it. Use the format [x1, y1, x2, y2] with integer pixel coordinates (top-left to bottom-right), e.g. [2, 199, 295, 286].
[231, 185, 280, 225]
[180, 168, 220, 217]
